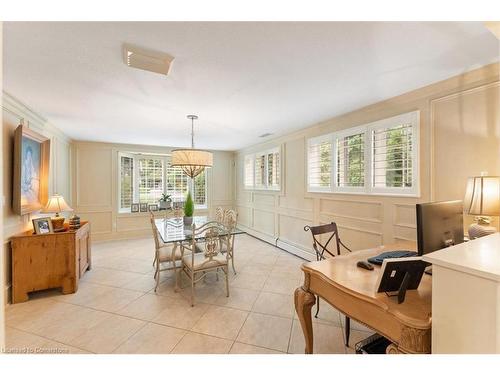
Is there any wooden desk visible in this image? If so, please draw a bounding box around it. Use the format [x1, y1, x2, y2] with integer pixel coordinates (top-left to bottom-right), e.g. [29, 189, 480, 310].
[294, 242, 432, 354]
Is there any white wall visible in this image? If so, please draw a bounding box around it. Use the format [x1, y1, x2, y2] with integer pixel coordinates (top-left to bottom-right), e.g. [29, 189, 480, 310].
[235, 63, 500, 259]
[71, 141, 234, 242]
[2, 92, 72, 304]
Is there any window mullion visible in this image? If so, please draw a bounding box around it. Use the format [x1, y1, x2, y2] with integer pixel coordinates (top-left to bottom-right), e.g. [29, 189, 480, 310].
[133, 156, 139, 203]
[331, 135, 337, 193]
[365, 130, 372, 194]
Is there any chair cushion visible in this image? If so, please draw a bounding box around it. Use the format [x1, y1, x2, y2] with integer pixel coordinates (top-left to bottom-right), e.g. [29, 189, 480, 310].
[158, 246, 190, 262]
[182, 252, 227, 271]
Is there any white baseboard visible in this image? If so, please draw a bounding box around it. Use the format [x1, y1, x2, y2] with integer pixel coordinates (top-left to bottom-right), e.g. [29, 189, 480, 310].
[237, 225, 277, 246]
[276, 239, 315, 261]
[238, 224, 315, 261]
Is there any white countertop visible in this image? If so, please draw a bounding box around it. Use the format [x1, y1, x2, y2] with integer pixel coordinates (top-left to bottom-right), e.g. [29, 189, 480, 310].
[423, 233, 500, 282]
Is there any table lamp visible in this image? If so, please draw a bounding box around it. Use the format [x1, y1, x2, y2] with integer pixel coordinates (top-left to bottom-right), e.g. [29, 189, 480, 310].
[41, 194, 73, 232]
[464, 174, 500, 239]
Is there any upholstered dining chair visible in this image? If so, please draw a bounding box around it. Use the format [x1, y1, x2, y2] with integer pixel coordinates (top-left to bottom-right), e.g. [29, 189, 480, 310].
[304, 222, 352, 346]
[179, 221, 231, 306]
[150, 212, 186, 292]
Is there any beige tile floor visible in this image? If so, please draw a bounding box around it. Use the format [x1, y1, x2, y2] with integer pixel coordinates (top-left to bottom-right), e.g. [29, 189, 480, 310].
[4, 234, 373, 354]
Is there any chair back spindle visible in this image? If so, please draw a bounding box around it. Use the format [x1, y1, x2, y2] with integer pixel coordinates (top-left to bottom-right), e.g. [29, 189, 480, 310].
[215, 206, 225, 223]
[304, 222, 351, 261]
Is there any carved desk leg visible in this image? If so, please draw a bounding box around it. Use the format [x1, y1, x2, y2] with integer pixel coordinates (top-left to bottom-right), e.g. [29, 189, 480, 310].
[386, 344, 402, 354]
[294, 273, 316, 354]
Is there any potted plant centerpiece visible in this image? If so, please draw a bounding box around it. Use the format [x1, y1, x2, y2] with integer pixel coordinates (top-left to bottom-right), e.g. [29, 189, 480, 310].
[159, 193, 172, 210]
[183, 192, 194, 226]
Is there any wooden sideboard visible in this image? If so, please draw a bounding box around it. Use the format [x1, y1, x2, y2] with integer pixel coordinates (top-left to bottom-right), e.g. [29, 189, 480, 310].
[10, 221, 91, 303]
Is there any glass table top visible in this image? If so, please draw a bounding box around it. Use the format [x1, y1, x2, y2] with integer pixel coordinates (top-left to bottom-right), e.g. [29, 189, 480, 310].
[154, 216, 245, 243]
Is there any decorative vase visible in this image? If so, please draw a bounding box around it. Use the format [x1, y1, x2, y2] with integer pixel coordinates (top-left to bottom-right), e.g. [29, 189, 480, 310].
[183, 216, 193, 226]
[69, 214, 81, 230]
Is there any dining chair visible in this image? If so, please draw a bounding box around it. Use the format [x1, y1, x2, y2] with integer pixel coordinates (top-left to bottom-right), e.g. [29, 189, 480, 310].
[215, 206, 225, 223]
[304, 221, 352, 346]
[179, 221, 231, 306]
[150, 212, 186, 292]
[222, 208, 238, 274]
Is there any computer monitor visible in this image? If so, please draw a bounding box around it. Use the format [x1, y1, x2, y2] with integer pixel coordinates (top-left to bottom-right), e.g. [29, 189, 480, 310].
[416, 200, 464, 256]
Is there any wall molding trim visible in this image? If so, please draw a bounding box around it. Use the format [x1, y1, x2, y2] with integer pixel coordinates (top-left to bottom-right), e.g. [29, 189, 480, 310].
[2, 90, 72, 144]
[319, 211, 383, 224]
[234, 63, 499, 257]
[429, 79, 500, 201]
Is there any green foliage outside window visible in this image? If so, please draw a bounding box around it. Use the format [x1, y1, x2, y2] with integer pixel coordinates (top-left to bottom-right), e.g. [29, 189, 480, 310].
[386, 127, 412, 187]
[319, 143, 331, 186]
[346, 134, 364, 186]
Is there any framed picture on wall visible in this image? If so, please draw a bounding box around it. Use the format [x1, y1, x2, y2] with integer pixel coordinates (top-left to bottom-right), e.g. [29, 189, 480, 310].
[140, 203, 148, 212]
[149, 204, 158, 212]
[13, 124, 51, 215]
[131, 203, 140, 213]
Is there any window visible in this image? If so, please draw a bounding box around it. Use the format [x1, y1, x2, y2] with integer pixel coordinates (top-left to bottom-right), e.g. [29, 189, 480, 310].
[193, 170, 207, 207]
[118, 153, 208, 212]
[306, 111, 419, 196]
[120, 155, 134, 210]
[165, 164, 189, 202]
[307, 136, 332, 191]
[336, 130, 365, 189]
[244, 147, 281, 191]
[371, 118, 416, 193]
[165, 165, 207, 208]
[244, 155, 254, 188]
[254, 154, 266, 188]
[138, 157, 164, 204]
[267, 149, 280, 189]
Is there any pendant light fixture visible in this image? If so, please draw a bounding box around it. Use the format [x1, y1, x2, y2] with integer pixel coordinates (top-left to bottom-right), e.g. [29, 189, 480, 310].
[171, 115, 213, 178]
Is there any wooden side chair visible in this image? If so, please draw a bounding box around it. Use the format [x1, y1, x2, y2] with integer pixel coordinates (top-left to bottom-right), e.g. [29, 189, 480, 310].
[150, 212, 186, 292]
[304, 222, 352, 346]
[179, 221, 231, 306]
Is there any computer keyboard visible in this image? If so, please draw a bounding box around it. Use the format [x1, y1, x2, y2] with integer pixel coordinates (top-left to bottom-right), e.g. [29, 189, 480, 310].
[367, 250, 418, 266]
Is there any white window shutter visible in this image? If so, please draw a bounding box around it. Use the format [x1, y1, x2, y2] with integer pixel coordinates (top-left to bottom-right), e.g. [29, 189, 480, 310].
[138, 158, 164, 204]
[372, 123, 414, 189]
[244, 155, 254, 188]
[119, 155, 134, 209]
[254, 154, 266, 188]
[307, 136, 332, 191]
[336, 131, 365, 189]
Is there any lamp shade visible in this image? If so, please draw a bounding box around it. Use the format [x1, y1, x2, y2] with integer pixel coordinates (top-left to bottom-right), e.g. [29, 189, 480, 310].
[171, 148, 213, 178]
[41, 194, 73, 214]
[464, 176, 500, 216]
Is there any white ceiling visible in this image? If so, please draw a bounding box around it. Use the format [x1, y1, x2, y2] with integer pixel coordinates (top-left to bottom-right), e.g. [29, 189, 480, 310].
[3, 22, 499, 151]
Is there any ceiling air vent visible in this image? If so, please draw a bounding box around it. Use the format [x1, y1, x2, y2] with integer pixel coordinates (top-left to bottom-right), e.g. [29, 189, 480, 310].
[259, 133, 273, 138]
[123, 44, 174, 76]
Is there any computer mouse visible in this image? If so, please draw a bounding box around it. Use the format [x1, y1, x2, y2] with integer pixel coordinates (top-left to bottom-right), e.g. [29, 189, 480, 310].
[357, 260, 374, 271]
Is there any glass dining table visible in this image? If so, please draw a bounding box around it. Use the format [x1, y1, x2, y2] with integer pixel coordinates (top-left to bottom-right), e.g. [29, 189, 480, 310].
[154, 215, 245, 245]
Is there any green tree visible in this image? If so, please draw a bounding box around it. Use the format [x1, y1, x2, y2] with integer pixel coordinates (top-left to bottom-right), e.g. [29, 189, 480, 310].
[346, 134, 363, 186]
[184, 191, 194, 217]
[385, 127, 411, 187]
[319, 143, 331, 186]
